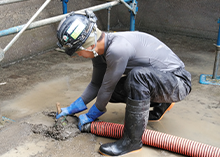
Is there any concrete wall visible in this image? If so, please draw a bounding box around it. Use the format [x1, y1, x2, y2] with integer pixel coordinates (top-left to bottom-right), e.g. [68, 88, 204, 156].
[135, 0, 220, 39]
[0, 0, 219, 66]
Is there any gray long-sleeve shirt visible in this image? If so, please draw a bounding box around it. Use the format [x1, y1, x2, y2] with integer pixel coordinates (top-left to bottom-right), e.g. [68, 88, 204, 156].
[81, 31, 184, 110]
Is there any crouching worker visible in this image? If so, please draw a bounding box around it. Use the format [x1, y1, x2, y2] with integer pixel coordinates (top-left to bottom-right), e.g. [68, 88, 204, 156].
[55, 10, 191, 156]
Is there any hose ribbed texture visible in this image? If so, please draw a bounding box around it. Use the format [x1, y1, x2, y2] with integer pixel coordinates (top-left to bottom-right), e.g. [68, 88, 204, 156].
[91, 121, 220, 157]
[91, 121, 124, 139]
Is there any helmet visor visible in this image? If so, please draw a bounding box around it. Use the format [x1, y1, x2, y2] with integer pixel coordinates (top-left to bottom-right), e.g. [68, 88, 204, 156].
[57, 41, 77, 56]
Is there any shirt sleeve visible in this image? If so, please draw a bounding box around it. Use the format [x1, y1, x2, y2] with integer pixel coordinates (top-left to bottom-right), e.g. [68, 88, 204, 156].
[95, 38, 133, 111]
[81, 56, 107, 104]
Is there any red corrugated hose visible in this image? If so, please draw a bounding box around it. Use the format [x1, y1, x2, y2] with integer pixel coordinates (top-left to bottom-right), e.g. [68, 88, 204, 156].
[90, 121, 220, 157]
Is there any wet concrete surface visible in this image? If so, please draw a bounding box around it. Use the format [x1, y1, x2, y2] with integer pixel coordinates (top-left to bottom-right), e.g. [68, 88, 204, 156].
[0, 32, 220, 156]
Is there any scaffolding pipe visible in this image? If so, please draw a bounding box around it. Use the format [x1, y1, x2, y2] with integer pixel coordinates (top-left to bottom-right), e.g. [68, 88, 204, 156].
[217, 18, 220, 46]
[0, 1, 120, 38]
[62, 0, 68, 14]
[119, 0, 138, 31]
[212, 18, 220, 79]
[107, 7, 111, 32]
[130, 10, 136, 31]
[130, 0, 138, 31]
[2, 0, 51, 54]
[0, 0, 30, 5]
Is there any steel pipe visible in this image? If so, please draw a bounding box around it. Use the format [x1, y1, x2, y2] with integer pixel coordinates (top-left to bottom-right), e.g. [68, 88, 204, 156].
[217, 18, 220, 46]
[212, 18, 220, 79]
[0, 0, 52, 62]
[212, 46, 220, 79]
[0, 1, 120, 37]
[3, 0, 52, 53]
[119, 0, 138, 31]
[0, 0, 30, 5]
[130, 10, 136, 31]
[107, 7, 111, 32]
[62, 0, 69, 14]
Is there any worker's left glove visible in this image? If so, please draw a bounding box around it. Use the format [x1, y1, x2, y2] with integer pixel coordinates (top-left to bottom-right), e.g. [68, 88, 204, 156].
[78, 104, 105, 131]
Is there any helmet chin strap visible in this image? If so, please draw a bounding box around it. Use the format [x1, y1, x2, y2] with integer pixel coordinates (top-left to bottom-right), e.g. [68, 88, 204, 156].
[79, 26, 98, 57]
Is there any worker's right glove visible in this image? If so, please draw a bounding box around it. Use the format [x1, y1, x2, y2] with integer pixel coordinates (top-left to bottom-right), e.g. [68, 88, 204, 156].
[56, 97, 87, 119]
[78, 104, 105, 131]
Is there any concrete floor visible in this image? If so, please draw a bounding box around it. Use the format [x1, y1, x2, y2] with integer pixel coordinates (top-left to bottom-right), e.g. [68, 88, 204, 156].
[0, 32, 220, 157]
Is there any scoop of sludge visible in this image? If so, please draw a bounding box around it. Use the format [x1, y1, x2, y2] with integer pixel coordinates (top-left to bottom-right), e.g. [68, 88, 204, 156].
[31, 103, 81, 140]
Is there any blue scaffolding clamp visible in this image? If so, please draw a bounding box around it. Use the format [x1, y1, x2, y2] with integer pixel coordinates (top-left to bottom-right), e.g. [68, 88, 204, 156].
[199, 17, 220, 85]
[120, 0, 138, 31]
[61, 0, 138, 31]
[120, 0, 138, 15]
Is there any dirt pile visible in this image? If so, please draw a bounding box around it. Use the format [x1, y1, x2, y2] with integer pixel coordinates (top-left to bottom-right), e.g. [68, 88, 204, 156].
[31, 111, 80, 140]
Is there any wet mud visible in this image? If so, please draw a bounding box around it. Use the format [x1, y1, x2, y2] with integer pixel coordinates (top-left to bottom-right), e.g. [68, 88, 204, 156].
[31, 111, 80, 141]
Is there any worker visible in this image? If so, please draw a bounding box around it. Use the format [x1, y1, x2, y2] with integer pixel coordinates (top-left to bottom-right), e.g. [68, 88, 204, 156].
[56, 10, 191, 156]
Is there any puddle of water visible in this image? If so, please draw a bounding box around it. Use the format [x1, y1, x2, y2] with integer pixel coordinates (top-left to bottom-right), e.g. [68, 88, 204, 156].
[1, 77, 87, 120]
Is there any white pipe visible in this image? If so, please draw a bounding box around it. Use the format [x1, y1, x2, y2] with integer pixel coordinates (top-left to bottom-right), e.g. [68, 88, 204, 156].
[27, 1, 120, 29]
[0, 1, 120, 37]
[0, 0, 120, 62]
[3, 0, 51, 53]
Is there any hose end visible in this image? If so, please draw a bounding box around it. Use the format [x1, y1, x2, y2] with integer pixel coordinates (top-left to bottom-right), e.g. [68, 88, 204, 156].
[81, 123, 91, 133]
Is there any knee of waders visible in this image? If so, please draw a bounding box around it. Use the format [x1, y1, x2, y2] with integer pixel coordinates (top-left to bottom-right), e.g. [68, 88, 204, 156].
[125, 67, 154, 90]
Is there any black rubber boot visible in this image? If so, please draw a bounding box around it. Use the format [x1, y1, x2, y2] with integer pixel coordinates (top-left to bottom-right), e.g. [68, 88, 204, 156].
[149, 102, 174, 122]
[99, 97, 150, 156]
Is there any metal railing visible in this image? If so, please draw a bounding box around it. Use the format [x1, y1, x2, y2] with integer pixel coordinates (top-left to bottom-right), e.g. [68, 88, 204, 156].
[0, 0, 138, 37]
[0, 0, 138, 62]
[212, 18, 220, 79]
[199, 18, 220, 85]
[0, 1, 120, 37]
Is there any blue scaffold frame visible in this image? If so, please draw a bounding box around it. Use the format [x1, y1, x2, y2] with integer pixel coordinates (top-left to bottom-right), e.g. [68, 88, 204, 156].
[61, 0, 138, 31]
[199, 18, 220, 85]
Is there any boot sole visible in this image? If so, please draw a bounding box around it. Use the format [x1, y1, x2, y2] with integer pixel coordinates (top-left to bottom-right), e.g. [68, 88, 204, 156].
[149, 102, 175, 122]
[99, 148, 142, 156]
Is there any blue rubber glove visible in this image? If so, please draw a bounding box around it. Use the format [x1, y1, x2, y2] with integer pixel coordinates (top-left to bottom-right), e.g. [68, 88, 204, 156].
[78, 104, 105, 131]
[56, 97, 87, 119]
